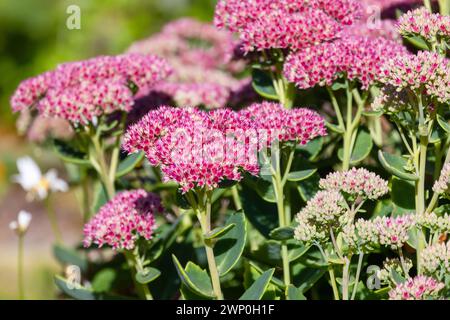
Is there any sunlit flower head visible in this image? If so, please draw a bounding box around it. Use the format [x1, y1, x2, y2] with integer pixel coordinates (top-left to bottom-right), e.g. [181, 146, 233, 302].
[12, 156, 68, 201]
[388, 275, 445, 300]
[123, 106, 259, 193]
[9, 210, 32, 235]
[239, 102, 327, 148]
[83, 190, 162, 250]
[420, 242, 450, 278]
[433, 163, 450, 195]
[11, 54, 171, 124]
[319, 167, 389, 200]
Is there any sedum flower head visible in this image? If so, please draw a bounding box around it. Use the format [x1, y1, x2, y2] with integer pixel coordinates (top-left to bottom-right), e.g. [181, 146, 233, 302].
[294, 190, 348, 243]
[397, 7, 450, 44]
[417, 212, 450, 234]
[123, 106, 259, 193]
[239, 102, 327, 147]
[319, 167, 389, 200]
[433, 163, 450, 195]
[214, 0, 362, 53]
[377, 257, 413, 285]
[420, 242, 450, 278]
[284, 35, 407, 90]
[388, 276, 445, 300]
[11, 54, 171, 124]
[83, 190, 162, 250]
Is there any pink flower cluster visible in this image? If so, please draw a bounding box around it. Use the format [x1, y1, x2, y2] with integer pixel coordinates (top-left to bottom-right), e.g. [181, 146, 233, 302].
[420, 242, 450, 277]
[284, 35, 407, 90]
[214, 0, 362, 52]
[123, 106, 260, 193]
[127, 19, 253, 109]
[319, 167, 389, 200]
[127, 18, 237, 70]
[388, 276, 445, 300]
[83, 190, 162, 250]
[433, 163, 450, 195]
[341, 19, 401, 42]
[397, 7, 450, 43]
[239, 102, 327, 147]
[11, 54, 171, 124]
[378, 51, 450, 105]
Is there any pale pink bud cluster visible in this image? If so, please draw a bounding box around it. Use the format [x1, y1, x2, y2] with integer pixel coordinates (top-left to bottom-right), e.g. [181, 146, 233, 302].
[123, 106, 259, 193]
[341, 19, 401, 42]
[284, 35, 407, 90]
[214, 0, 362, 53]
[388, 276, 445, 300]
[373, 215, 416, 249]
[294, 190, 348, 243]
[319, 167, 389, 200]
[238, 102, 327, 147]
[345, 215, 416, 250]
[397, 7, 450, 43]
[11, 54, 171, 124]
[433, 163, 450, 195]
[417, 212, 450, 234]
[378, 51, 450, 105]
[420, 242, 450, 277]
[83, 190, 162, 250]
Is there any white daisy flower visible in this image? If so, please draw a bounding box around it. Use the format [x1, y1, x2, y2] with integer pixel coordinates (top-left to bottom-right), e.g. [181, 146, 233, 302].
[9, 210, 32, 234]
[12, 156, 68, 200]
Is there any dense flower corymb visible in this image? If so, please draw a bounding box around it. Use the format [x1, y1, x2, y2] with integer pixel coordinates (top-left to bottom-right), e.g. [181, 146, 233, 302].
[123, 106, 260, 193]
[397, 7, 450, 44]
[239, 102, 327, 147]
[433, 163, 450, 195]
[214, 0, 362, 52]
[319, 167, 389, 200]
[388, 276, 445, 300]
[420, 242, 450, 278]
[294, 190, 347, 243]
[11, 54, 171, 124]
[284, 35, 407, 90]
[83, 190, 162, 250]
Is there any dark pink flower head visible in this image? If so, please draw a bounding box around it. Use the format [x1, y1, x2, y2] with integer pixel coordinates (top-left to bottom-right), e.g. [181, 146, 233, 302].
[83, 190, 162, 251]
[11, 54, 171, 124]
[389, 276, 444, 300]
[239, 102, 327, 148]
[284, 35, 407, 90]
[123, 106, 259, 193]
[214, 0, 362, 52]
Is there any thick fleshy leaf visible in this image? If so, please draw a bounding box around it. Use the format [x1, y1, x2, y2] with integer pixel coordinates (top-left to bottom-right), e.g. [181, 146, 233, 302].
[92, 268, 116, 293]
[54, 276, 126, 300]
[338, 128, 373, 164]
[326, 122, 345, 134]
[240, 183, 278, 237]
[378, 151, 418, 181]
[297, 172, 320, 202]
[135, 267, 161, 284]
[252, 69, 278, 100]
[437, 114, 450, 134]
[53, 139, 90, 165]
[286, 284, 307, 300]
[172, 255, 215, 298]
[269, 226, 294, 241]
[215, 211, 247, 276]
[239, 269, 275, 300]
[296, 136, 323, 160]
[391, 177, 416, 214]
[205, 223, 235, 240]
[53, 244, 88, 272]
[91, 182, 109, 213]
[287, 168, 317, 182]
[115, 151, 145, 178]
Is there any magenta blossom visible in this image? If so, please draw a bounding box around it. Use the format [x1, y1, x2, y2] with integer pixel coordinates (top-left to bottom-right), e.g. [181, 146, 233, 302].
[389, 276, 444, 300]
[83, 190, 162, 251]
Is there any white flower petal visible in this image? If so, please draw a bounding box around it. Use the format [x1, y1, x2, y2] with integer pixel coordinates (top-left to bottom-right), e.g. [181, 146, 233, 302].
[9, 221, 18, 231]
[18, 210, 32, 230]
[13, 157, 42, 190]
[45, 169, 68, 192]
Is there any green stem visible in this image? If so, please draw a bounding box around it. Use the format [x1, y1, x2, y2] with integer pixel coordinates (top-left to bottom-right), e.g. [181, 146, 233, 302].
[231, 185, 242, 211]
[328, 265, 340, 300]
[326, 87, 345, 130]
[342, 84, 354, 171]
[351, 252, 364, 300]
[90, 134, 115, 199]
[199, 193, 224, 300]
[342, 257, 351, 300]
[18, 234, 25, 300]
[44, 196, 62, 244]
[124, 250, 153, 300]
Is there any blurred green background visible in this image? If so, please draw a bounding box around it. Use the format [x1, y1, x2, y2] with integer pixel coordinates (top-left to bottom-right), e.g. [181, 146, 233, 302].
[0, 0, 216, 299]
